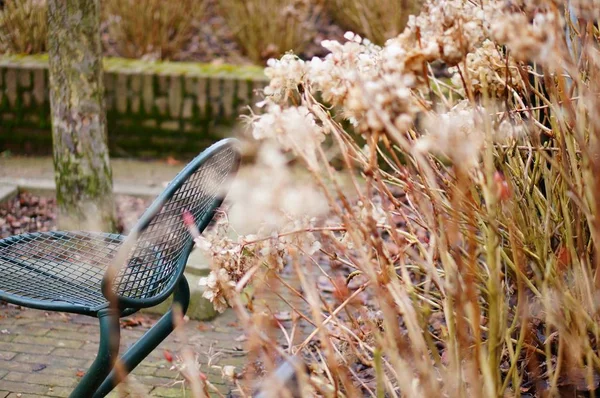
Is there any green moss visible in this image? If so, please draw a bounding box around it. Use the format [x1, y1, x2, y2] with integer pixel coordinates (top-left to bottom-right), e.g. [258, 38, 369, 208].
[0, 54, 267, 80]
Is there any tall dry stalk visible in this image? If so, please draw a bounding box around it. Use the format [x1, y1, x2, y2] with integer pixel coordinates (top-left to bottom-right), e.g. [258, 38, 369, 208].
[102, 0, 206, 60]
[161, 0, 600, 397]
[0, 0, 47, 54]
[218, 0, 320, 64]
[324, 0, 422, 44]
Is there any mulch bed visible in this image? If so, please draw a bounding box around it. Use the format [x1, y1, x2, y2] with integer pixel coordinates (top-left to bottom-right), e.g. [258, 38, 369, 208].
[0, 192, 150, 238]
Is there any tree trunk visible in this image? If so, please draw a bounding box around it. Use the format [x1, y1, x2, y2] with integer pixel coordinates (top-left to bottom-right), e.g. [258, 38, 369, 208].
[47, 0, 116, 231]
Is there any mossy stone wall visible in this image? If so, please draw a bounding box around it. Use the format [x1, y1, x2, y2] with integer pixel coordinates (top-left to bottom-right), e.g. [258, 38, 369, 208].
[0, 55, 267, 158]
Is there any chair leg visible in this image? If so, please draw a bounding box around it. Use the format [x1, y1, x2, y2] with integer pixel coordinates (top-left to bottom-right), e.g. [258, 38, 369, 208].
[69, 308, 120, 398]
[92, 276, 191, 397]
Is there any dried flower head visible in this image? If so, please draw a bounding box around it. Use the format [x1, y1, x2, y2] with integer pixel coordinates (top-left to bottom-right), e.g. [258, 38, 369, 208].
[415, 101, 485, 169]
[491, 6, 560, 64]
[264, 54, 307, 102]
[450, 39, 528, 99]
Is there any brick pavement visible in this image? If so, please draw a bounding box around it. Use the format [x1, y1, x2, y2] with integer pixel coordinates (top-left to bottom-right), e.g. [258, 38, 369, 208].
[0, 304, 248, 397]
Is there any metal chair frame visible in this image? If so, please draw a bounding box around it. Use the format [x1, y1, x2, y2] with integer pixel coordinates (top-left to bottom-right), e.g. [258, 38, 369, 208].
[0, 139, 240, 397]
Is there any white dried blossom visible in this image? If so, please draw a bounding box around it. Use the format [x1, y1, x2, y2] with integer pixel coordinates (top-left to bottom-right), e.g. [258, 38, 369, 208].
[264, 54, 307, 102]
[345, 72, 418, 134]
[252, 105, 325, 170]
[221, 365, 236, 381]
[227, 142, 328, 234]
[491, 7, 560, 64]
[196, 213, 324, 312]
[199, 268, 233, 313]
[415, 102, 485, 169]
[306, 35, 381, 107]
[450, 39, 527, 98]
[388, 0, 496, 69]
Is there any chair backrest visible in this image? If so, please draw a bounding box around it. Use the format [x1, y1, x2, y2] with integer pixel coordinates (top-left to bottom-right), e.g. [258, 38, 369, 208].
[103, 139, 240, 308]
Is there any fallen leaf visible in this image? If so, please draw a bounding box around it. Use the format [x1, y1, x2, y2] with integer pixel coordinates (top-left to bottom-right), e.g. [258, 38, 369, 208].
[197, 323, 213, 332]
[32, 364, 46, 372]
[76, 370, 85, 377]
[120, 315, 152, 328]
[235, 334, 247, 342]
[166, 156, 181, 166]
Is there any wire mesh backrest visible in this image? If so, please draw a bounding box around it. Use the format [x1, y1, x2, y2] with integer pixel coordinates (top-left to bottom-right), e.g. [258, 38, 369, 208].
[109, 140, 239, 302]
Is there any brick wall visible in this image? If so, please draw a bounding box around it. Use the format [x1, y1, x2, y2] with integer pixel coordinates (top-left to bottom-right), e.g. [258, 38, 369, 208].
[0, 55, 267, 158]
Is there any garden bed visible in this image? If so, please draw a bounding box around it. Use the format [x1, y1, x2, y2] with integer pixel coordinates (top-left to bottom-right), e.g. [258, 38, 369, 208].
[0, 192, 150, 237]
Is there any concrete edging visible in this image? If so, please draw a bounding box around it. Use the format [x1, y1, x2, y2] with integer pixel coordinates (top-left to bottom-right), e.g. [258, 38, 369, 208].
[0, 184, 17, 204]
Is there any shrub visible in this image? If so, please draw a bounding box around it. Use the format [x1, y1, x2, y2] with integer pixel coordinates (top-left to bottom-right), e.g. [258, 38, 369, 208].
[0, 0, 47, 54]
[218, 0, 320, 65]
[324, 0, 422, 44]
[102, 0, 206, 60]
[191, 0, 600, 396]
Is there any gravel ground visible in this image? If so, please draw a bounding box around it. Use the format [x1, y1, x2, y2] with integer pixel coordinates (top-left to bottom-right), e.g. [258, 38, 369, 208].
[0, 192, 151, 238]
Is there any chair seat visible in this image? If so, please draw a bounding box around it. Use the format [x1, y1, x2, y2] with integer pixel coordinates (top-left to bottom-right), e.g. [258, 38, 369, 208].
[0, 231, 125, 313]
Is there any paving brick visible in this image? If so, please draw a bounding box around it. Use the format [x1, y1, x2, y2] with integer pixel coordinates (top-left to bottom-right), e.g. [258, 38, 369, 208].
[0, 382, 47, 395]
[51, 347, 96, 358]
[6, 311, 40, 319]
[0, 342, 52, 355]
[12, 354, 87, 368]
[7, 393, 47, 398]
[131, 365, 156, 376]
[151, 386, 191, 397]
[38, 322, 80, 332]
[104, 383, 153, 396]
[69, 316, 98, 326]
[0, 360, 34, 374]
[13, 335, 83, 349]
[11, 328, 50, 337]
[153, 367, 179, 378]
[0, 335, 14, 343]
[0, 353, 16, 361]
[3, 371, 77, 388]
[0, 307, 239, 396]
[0, 361, 83, 379]
[0, 392, 8, 398]
[44, 386, 71, 398]
[135, 375, 178, 387]
[4, 319, 40, 326]
[135, 356, 171, 368]
[45, 329, 96, 343]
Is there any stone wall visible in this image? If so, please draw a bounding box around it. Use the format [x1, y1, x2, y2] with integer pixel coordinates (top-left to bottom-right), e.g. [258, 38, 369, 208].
[0, 55, 267, 158]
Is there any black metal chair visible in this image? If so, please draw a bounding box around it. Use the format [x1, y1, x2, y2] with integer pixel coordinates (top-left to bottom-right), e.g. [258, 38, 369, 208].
[0, 139, 240, 397]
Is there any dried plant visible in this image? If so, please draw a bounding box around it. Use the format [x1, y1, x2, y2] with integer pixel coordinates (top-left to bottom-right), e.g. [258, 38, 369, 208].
[324, 0, 422, 45]
[102, 0, 206, 60]
[0, 0, 47, 54]
[185, 0, 600, 396]
[217, 0, 321, 64]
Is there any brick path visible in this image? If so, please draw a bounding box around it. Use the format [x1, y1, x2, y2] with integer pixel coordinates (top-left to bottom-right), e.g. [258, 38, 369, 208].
[0, 304, 247, 397]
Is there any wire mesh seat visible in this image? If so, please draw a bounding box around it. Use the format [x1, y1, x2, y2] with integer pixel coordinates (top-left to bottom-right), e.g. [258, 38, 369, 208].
[0, 231, 123, 311]
[0, 139, 240, 397]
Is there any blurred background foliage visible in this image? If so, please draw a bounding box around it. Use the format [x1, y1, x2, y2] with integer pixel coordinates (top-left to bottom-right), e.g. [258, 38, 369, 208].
[0, 0, 423, 64]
